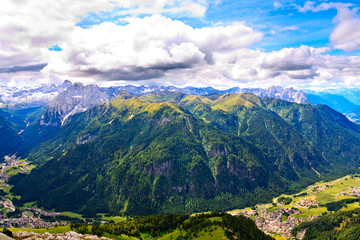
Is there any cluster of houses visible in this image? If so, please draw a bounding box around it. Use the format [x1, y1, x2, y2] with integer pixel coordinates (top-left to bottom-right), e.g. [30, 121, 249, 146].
[0, 205, 63, 228]
[27, 208, 61, 218]
[293, 198, 319, 209]
[231, 207, 319, 238]
[255, 208, 302, 238]
[0, 214, 63, 228]
[339, 186, 360, 197]
[1, 155, 31, 183]
[230, 209, 257, 218]
[0, 156, 66, 229]
[313, 185, 329, 193]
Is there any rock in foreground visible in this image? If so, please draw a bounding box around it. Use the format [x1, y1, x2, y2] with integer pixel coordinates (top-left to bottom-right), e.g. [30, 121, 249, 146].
[13, 231, 111, 240]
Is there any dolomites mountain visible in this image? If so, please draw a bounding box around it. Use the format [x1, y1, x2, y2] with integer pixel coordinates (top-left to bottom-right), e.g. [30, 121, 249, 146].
[0, 81, 309, 110]
[0, 81, 312, 128]
[237, 86, 308, 104]
[107, 85, 309, 104]
[0, 80, 71, 108]
[40, 82, 110, 126]
[3, 80, 360, 126]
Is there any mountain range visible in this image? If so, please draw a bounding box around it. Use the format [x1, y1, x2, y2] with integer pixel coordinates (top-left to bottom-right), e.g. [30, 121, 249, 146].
[1, 84, 359, 216]
[2, 80, 360, 127]
[0, 80, 308, 108]
[306, 91, 360, 123]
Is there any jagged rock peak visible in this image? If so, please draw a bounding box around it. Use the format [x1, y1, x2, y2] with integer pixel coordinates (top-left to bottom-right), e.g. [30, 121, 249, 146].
[40, 82, 110, 126]
[62, 80, 72, 88]
[238, 86, 308, 104]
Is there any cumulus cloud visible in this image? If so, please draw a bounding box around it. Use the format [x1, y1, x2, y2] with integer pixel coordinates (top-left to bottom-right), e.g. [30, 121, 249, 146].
[0, 0, 207, 73]
[42, 15, 263, 81]
[172, 45, 360, 89]
[1, 0, 360, 90]
[261, 46, 326, 72]
[330, 8, 360, 51]
[295, 2, 360, 52]
[0, 0, 118, 73]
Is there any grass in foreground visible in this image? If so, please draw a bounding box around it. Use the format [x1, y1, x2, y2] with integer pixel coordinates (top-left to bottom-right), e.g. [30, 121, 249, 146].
[9, 226, 71, 234]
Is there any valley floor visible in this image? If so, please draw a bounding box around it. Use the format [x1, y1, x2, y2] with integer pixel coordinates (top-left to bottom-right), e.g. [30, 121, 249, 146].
[3, 173, 360, 239]
[229, 174, 360, 238]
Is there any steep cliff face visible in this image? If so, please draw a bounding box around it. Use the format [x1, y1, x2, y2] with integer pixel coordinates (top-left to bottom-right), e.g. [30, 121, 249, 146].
[40, 83, 109, 126]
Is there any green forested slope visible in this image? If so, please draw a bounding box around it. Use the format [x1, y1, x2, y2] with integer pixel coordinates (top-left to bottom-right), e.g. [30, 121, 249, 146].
[292, 208, 360, 240]
[0, 110, 23, 157]
[11, 91, 360, 215]
[13, 92, 283, 215]
[70, 213, 274, 240]
[144, 92, 360, 181]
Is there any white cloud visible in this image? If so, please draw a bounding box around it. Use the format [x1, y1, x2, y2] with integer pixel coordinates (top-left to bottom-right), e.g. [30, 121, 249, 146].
[117, 1, 207, 17]
[296, 1, 354, 13]
[274, 1, 283, 9]
[42, 15, 263, 81]
[0, 0, 208, 73]
[330, 8, 360, 51]
[164, 45, 360, 89]
[0, 0, 119, 72]
[1, 0, 360, 90]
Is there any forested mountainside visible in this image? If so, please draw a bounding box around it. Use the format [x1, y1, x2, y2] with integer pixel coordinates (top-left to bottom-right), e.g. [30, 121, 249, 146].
[292, 208, 360, 240]
[9, 91, 360, 216]
[142, 91, 360, 182]
[0, 110, 23, 157]
[70, 212, 274, 240]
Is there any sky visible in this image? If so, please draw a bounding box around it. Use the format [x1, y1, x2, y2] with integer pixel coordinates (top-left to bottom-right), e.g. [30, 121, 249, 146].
[1, 0, 360, 90]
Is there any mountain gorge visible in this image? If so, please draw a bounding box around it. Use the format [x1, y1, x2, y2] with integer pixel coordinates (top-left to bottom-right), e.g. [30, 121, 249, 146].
[8, 89, 360, 216]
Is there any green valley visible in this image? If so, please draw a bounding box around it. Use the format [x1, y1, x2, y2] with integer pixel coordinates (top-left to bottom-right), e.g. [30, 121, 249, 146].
[6, 173, 360, 239]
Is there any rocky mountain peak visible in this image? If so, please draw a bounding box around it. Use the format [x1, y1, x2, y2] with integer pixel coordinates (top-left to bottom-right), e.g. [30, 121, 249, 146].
[62, 80, 72, 88]
[40, 82, 110, 126]
[238, 86, 308, 104]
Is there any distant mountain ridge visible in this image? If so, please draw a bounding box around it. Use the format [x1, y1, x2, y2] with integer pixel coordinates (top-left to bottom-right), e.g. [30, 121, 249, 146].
[103, 85, 309, 103]
[0, 80, 71, 108]
[305, 90, 360, 123]
[0, 81, 309, 108]
[0, 81, 311, 128]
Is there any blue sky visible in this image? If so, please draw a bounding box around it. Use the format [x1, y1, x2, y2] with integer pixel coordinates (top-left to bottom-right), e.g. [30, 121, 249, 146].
[1, 0, 360, 89]
[75, 0, 358, 52]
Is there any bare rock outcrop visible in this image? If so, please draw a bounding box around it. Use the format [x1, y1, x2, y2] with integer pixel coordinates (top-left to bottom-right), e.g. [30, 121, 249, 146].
[13, 231, 111, 240]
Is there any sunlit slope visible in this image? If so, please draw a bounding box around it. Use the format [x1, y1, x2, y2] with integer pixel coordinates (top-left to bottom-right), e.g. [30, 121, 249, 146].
[144, 92, 360, 181]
